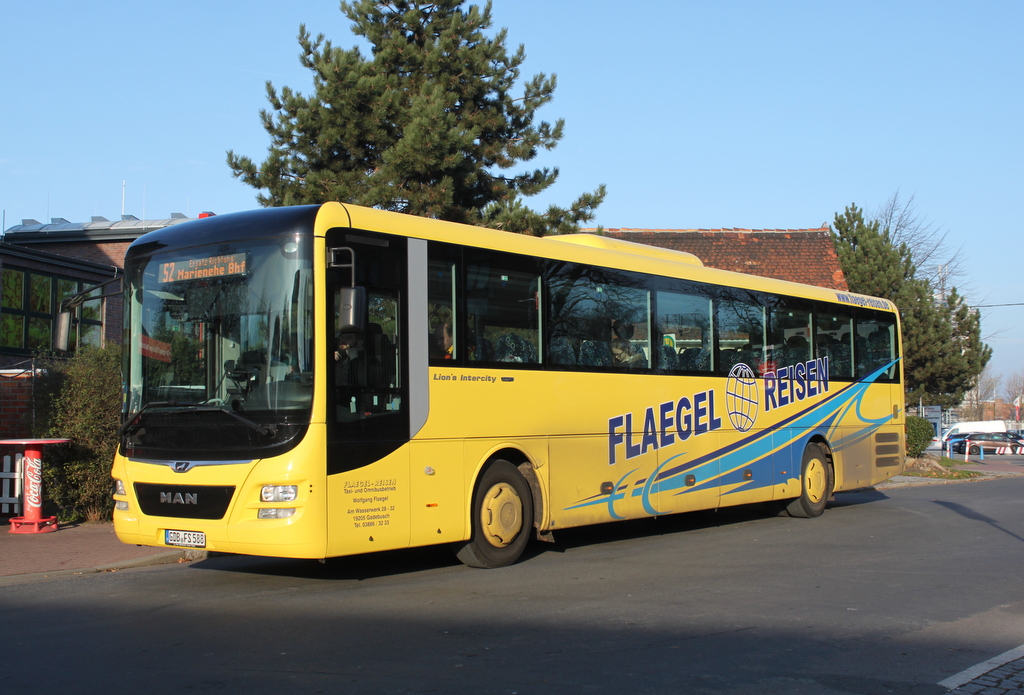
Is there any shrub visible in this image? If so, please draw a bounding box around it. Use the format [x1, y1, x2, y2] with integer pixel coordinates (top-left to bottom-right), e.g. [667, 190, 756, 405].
[905, 415, 935, 458]
[34, 345, 121, 522]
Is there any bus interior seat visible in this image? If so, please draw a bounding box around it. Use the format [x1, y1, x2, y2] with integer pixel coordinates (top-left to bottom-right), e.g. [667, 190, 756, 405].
[828, 344, 852, 376]
[678, 348, 698, 370]
[656, 344, 679, 372]
[579, 340, 613, 367]
[690, 348, 711, 371]
[549, 336, 578, 366]
[494, 333, 537, 363]
[719, 348, 739, 369]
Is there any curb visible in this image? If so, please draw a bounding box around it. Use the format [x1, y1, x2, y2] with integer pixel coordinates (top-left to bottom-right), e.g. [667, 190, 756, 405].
[841, 469, 1024, 494]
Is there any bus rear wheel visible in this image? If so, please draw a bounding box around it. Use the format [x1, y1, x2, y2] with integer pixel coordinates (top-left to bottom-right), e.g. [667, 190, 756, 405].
[455, 459, 534, 569]
[786, 443, 833, 518]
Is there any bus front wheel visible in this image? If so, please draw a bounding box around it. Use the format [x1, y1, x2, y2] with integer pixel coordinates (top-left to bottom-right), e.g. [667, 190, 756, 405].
[455, 459, 534, 569]
[786, 443, 833, 518]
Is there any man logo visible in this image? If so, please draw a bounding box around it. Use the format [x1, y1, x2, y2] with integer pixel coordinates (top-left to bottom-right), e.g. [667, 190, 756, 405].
[160, 492, 198, 505]
[173, 461, 191, 472]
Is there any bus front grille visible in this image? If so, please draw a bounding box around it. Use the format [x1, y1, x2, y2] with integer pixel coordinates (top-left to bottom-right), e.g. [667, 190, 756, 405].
[134, 483, 235, 519]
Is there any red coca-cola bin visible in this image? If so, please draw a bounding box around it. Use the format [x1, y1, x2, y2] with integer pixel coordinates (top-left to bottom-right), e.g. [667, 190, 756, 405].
[2, 439, 70, 534]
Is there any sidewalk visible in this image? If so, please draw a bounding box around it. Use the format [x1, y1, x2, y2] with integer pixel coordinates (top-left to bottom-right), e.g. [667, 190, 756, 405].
[0, 520, 190, 582]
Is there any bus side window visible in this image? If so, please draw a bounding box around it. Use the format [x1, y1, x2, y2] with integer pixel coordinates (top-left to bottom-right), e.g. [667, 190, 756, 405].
[815, 307, 854, 379]
[856, 313, 898, 380]
[655, 290, 712, 374]
[770, 305, 811, 369]
[465, 251, 542, 365]
[717, 298, 766, 376]
[547, 263, 650, 372]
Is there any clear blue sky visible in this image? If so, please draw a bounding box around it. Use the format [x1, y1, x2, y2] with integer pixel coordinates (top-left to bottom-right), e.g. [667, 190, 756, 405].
[3, 1, 1022, 384]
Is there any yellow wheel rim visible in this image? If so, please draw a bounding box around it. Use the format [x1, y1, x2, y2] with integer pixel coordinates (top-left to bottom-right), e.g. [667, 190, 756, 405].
[805, 455, 826, 504]
[481, 482, 523, 547]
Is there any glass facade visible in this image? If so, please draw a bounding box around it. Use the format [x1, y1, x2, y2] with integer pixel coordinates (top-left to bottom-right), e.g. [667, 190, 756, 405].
[0, 267, 103, 353]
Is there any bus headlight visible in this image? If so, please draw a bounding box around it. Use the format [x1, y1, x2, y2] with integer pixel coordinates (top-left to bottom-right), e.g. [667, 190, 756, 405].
[257, 508, 296, 519]
[115, 500, 130, 511]
[260, 485, 298, 503]
[114, 479, 126, 496]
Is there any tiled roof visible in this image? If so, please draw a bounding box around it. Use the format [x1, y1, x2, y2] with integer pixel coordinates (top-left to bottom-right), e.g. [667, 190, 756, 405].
[587, 227, 847, 291]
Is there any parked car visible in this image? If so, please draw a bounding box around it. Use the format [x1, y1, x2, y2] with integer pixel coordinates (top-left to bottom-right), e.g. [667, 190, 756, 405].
[941, 421, 1008, 449]
[950, 432, 1024, 455]
[943, 432, 970, 453]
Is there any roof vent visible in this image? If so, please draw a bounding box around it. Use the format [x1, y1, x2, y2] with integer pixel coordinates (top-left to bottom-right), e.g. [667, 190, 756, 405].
[22, 219, 41, 225]
[170, 212, 187, 219]
[50, 218, 70, 224]
[91, 216, 109, 222]
[121, 214, 139, 221]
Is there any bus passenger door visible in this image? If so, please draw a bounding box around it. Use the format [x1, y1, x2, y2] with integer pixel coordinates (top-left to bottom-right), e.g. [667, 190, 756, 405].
[324, 231, 413, 556]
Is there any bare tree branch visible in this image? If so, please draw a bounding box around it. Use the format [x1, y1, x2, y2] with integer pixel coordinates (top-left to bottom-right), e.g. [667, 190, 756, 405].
[872, 189, 972, 296]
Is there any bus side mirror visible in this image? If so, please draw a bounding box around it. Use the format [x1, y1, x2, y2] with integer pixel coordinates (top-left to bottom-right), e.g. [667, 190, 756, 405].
[55, 311, 73, 352]
[337, 286, 366, 334]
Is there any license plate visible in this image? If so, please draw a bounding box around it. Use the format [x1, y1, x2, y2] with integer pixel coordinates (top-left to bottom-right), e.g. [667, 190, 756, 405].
[165, 529, 206, 548]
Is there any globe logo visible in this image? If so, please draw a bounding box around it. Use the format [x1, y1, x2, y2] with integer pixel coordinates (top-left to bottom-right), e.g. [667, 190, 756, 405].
[725, 363, 759, 432]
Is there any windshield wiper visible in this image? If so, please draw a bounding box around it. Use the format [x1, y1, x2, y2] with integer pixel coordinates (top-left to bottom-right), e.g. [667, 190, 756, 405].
[119, 401, 188, 438]
[119, 401, 278, 439]
[195, 405, 278, 438]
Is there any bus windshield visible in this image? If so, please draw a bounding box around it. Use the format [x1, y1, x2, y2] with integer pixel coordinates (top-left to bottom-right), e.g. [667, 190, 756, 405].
[122, 236, 314, 458]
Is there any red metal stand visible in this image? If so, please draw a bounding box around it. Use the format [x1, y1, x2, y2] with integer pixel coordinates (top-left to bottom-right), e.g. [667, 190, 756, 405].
[1, 439, 70, 534]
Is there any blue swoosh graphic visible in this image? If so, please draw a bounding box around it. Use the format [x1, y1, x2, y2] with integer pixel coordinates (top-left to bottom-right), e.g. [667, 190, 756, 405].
[566, 360, 900, 517]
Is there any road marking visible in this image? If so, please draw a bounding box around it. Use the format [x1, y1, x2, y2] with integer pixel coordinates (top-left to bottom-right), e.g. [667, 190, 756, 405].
[938, 643, 1024, 689]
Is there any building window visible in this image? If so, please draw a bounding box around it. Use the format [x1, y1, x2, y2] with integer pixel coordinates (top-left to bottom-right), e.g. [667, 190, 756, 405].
[1, 269, 26, 349]
[0, 267, 102, 353]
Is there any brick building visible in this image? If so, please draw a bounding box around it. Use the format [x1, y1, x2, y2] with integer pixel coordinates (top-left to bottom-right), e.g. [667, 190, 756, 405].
[593, 227, 847, 291]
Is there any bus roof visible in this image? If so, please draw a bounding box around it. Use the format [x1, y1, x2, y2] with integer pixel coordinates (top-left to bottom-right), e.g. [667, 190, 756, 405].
[325, 203, 897, 314]
[546, 233, 704, 266]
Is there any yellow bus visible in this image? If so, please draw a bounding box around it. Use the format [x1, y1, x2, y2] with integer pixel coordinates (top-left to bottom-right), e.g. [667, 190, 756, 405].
[112, 203, 905, 568]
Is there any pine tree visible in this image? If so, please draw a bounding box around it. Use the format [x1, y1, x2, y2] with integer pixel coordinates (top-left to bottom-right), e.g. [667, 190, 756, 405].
[226, 0, 605, 235]
[832, 204, 915, 297]
[831, 204, 990, 407]
[933, 288, 992, 405]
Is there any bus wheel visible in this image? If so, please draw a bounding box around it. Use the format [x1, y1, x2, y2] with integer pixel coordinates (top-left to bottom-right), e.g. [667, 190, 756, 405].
[455, 460, 534, 569]
[786, 443, 833, 519]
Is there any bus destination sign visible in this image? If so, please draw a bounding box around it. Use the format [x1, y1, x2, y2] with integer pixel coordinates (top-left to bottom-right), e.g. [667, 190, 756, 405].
[159, 253, 248, 283]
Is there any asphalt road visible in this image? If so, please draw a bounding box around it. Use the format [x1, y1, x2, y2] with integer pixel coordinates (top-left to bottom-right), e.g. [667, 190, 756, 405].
[3, 477, 1023, 695]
